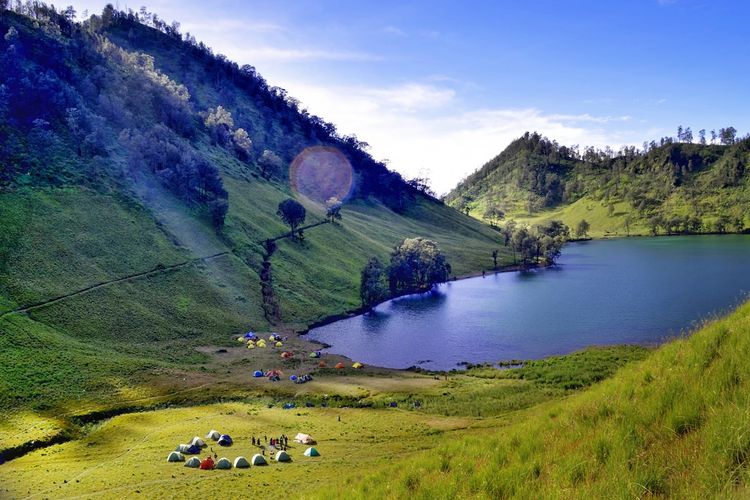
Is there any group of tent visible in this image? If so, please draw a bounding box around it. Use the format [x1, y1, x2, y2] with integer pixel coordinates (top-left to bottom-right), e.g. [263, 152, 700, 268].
[239, 331, 285, 350]
[173, 431, 232, 457]
[289, 374, 313, 384]
[167, 429, 321, 468]
[254, 369, 282, 381]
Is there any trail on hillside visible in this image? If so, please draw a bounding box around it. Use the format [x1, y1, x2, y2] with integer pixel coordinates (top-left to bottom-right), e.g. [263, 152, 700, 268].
[0, 253, 230, 319]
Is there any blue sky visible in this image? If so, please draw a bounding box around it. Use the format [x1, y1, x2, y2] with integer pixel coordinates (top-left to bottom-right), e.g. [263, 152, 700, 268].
[73, 0, 749, 193]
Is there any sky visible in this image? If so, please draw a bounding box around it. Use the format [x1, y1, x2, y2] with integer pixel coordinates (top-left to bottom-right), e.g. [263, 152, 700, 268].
[70, 0, 750, 194]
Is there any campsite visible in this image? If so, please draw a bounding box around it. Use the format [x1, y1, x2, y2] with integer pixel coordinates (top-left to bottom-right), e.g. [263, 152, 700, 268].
[0, 401, 471, 497]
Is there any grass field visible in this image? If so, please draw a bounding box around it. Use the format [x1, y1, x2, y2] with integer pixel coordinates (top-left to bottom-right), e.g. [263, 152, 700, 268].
[0, 344, 650, 498]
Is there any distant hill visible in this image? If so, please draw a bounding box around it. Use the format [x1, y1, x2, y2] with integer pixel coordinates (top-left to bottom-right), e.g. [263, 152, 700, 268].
[0, 5, 505, 412]
[445, 131, 750, 237]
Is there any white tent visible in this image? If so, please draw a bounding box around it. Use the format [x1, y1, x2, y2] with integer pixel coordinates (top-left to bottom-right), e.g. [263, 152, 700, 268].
[251, 454, 267, 466]
[275, 450, 291, 462]
[184, 457, 201, 468]
[215, 457, 232, 469]
[175, 444, 191, 453]
[206, 430, 221, 440]
[233, 456, 250, 468]
[167, 451, 185, 462]
[294, 433, 315, 445]
[303, 447, 320, 457]
[191, 436, 206, 448]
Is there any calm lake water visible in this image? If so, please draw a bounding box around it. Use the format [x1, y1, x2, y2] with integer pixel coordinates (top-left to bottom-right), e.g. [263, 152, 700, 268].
[308, 235, 750, 370]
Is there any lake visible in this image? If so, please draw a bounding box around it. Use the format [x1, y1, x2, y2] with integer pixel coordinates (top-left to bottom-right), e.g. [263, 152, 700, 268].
[308, 235, 750, 370]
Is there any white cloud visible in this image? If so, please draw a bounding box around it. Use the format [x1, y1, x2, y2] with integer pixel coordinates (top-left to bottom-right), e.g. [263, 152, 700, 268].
[281, 81, 637, 195]
[232, 47, 382, 62]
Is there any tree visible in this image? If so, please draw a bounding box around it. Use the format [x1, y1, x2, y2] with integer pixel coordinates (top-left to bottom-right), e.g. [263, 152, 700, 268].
[258, 149, 283, 179]
[719, 126, 737, 145]
[677, 125, 684, 142]
[483, 205, 505, 226]
[683, 127, 693, 144]
[325, 197, 342, 223]
[388, 238, 451, 294]
[204, 105, 234, 144]
[699, 129, 706, 145]
[501, 220, 517, 246]
[209, 199, 228, 230]
[575, 219, 590, 238]
[232, 128, 252, 159]
[710, 129, 717, 144]
[277, 198, 306, 236]
[360, 257, 386, 309]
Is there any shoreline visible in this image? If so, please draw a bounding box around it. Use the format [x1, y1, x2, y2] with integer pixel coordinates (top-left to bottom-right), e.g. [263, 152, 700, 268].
[297, 260, 549, 336]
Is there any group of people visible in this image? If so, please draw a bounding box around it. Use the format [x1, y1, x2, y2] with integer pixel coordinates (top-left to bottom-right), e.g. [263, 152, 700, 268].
[251, 434, 290, 452]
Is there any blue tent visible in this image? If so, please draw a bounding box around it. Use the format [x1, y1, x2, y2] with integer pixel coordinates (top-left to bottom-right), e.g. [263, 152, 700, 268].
[289, 375, 298, 382]
[283, 403, 295, 409]
[218, 434, 233, 447]
[270, 333, 282, 341]
[253, 370, 264, 377]
[243, 332, 258, 340]
[186, 444, 201, 454]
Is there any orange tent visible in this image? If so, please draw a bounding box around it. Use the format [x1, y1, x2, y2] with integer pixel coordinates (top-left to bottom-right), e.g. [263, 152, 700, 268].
[335, 362, 345, 369]
[318, 361, 327, 368]
[281, 351, 294, 359]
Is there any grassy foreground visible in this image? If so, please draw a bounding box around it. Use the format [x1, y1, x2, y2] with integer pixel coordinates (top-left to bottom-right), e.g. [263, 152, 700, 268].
[328, 300, 750, 498]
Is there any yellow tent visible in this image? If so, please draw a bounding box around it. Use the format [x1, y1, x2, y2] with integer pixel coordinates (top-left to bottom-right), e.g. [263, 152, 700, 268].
[352, 362, 364, 369]
[275, 341, 283, 347]
[247, 343, 255, 349]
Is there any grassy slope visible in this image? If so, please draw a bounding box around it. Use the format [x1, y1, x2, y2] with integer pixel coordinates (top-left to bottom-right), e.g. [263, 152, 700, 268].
[0, 345, 647, 498]
[330, 300, 750, 498]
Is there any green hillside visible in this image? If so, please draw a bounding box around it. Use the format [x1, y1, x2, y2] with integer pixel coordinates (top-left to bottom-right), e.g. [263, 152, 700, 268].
[446, 131, 750, 238]
[0, 6, 506, 416]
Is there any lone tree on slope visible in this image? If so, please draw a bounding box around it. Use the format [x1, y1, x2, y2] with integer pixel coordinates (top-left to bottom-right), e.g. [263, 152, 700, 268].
[277, 198, 306, 237]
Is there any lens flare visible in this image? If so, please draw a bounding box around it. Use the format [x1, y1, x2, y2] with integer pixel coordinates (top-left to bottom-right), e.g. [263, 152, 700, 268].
[289, 146, 353, 203]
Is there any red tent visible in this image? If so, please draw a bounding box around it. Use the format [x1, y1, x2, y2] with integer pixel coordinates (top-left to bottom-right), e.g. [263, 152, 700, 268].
[199, 457, 215, 470]
[335, 362, 345, 369]
[318, 361, 327, 368]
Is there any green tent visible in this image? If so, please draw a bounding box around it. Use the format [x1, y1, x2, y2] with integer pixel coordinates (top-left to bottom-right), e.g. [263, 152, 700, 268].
[251, 454, 268, 466]
[303, 447, 320, 457]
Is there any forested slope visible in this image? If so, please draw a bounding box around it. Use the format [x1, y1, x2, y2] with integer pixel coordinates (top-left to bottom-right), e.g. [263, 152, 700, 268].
[0, 5, 504, 413]
[446, 131, 750, 237]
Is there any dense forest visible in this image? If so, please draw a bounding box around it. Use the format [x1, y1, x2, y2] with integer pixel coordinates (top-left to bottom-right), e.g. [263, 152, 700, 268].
[446, 129, 750, 236]
[0, 2, 432, 228]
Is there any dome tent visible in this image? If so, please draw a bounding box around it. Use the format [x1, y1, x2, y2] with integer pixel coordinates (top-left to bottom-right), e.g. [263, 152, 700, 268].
[184, 457, 201, 468]
[190, 436, 206, 449]
[253, 370, 264, 377]
[243, 332, 258, 340]
[275, 450, 291, 462]
[206, 430, 221, 441]
[186, 444, 201, 455]
[215, 457, 232, 469]
[218, 434, 233, 446]
[167, 451, 185, 462]
[234, 456, 250, 468]
[303, 447, 320, 457]
[199, 457, 215, 470]
[175, 444, 192, 453]
[352, 362, 364, 369]
[335, 362, 345, 369]
[251, 454, 268, 466]
[294, 433, 315, 445]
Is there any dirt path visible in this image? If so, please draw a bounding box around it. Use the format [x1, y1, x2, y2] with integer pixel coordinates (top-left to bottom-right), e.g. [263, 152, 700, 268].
[0, 252, 229, 319]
